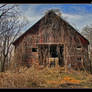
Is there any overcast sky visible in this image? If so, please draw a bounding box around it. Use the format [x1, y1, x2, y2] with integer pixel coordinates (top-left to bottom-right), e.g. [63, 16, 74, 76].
[18, 4, 92, 33]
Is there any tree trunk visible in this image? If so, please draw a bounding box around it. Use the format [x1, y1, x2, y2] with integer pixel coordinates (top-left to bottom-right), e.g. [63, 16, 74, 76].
[1, 56, 6, 72]
[90, 59, 92, 73]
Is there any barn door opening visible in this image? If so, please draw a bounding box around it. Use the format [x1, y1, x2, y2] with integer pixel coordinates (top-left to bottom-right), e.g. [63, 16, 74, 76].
[50, 45, 58, 58]
[38, 44, 64, 67]
[49, 45, 58, 67]
[49, 45, 64, 67]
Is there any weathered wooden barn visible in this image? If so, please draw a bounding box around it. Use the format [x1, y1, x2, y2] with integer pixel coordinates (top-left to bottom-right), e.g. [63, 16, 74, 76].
[13, 10, 89, 70]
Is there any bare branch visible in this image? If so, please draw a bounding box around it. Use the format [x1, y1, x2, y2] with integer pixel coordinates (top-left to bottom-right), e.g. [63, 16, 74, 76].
[0, 4, 7, 9]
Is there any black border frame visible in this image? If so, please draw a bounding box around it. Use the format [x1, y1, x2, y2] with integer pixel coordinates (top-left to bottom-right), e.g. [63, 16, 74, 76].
[0, 0, 92, 3]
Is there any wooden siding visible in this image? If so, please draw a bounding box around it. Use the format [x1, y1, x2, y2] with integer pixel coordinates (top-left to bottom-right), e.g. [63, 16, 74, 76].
[13, 11, 89, 69]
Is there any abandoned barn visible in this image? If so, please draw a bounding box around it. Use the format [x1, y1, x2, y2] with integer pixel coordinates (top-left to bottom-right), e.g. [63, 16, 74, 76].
[13, 10, 89, 70]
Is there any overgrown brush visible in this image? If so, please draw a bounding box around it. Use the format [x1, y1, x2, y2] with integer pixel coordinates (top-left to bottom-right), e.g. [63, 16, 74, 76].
[0, 65, 92, 88]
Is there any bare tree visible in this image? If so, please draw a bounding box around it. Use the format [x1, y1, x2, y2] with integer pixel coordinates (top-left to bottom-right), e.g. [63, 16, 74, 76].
[81, 25, 92, 73]
[0, 4, 28, 72]
[81, 25, 92, 54]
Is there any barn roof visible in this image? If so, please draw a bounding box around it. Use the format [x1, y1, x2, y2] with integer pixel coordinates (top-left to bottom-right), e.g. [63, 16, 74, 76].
[13, 11, 89, 45]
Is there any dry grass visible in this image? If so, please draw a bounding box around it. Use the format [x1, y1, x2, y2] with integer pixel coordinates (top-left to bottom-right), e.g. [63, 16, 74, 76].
[0, 65, 92, 88]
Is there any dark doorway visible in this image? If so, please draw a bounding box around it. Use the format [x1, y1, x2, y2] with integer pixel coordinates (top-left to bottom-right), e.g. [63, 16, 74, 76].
[49, 45, 64, 67]
[50, 45, 58, 58]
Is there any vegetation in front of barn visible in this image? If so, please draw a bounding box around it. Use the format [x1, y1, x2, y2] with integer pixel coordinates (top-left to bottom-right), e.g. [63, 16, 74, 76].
[0, 64, 92, 88]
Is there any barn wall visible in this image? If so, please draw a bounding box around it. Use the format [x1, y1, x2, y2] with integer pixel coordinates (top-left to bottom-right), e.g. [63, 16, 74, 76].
[14, 12, 89, 69]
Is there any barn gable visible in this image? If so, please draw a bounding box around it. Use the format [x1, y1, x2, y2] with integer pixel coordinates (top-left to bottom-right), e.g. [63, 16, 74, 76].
[13, 11, 89, 46]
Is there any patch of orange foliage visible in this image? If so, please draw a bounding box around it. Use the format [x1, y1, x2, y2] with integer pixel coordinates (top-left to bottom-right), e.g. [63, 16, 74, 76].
[61, 76, 80, 84]
[47, 76, 80, 85]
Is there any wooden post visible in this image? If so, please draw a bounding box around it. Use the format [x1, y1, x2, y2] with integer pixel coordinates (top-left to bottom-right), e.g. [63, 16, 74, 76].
[55, 57, 59, 68]
[64, 45, 67, 72]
